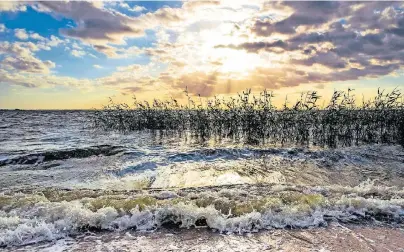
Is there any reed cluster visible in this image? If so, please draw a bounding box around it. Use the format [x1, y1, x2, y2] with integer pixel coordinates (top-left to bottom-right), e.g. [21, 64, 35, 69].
[93, 88, 404, 147]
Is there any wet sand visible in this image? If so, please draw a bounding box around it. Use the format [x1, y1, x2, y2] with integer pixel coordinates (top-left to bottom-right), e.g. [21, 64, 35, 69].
[11, 223, 404, 252]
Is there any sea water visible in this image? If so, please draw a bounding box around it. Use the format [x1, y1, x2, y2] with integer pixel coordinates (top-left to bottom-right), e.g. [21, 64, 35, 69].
[0, 110, 403, 250]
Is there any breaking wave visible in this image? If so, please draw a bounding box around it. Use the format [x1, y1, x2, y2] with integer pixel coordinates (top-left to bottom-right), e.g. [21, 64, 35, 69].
[1, 183, 404, 248]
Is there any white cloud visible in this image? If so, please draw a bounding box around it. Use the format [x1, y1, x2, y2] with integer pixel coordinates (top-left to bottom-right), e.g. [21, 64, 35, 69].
[119, 2, 130, 9]
[14, 29, 29, 40]
[0, 24, 5, 33]
[118, 2, 145, 12]
[30, 33, 46, 41]
[14, 28, 48, 41]
[93, 64, 103, 69]
[71, 49, 86, 58]
[72, 42, 82, 50]
[129, 5, 146, 12]
[116, 64, 142, 72]
[0, 2, 27, 12]
[0, 70, 94, 89]
[47, 35, 64, 47]
[0, 42, 56, 74]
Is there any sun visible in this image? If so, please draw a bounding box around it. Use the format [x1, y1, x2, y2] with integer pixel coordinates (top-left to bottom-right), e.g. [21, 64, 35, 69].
[210, 48, 262, 76]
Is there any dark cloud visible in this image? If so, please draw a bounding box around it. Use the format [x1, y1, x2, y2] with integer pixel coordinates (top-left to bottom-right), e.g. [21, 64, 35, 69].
[253, 2, 401, 37]
[292, 52, 347, 69]
[35, 1, 188, 57]
[217, 1, 404, 87]
[388, 17, 404, 37]
[38, 1, 144, 45]
[329, 64, 400, 82]
[253, 1, 347, 36]
[215, 40, 287, 53]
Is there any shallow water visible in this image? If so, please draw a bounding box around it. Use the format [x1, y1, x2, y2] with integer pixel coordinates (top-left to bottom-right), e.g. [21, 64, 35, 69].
[7, 224, 404, 252]
[0, 110, 404, 250]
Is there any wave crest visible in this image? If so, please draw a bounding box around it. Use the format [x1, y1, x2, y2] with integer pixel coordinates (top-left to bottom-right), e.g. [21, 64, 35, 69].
[1, 186, 403, 248]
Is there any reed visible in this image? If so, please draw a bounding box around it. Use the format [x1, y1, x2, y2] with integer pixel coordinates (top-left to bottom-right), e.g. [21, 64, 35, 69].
[93, 88, 404, 148]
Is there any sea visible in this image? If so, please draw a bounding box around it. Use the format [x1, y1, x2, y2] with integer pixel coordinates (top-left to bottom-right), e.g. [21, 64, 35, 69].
[0, 110, 404, 251]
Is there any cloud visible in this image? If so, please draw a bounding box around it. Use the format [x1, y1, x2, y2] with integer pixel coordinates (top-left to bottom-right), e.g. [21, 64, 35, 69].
[93, 44, 119, 58]
[119, 3, 146, 12]
[30, 33, 46, 41]
[92, 44, 143, 59]
[0, 69, 94, 89]
[252, 2, 348, 37]
[216, 40, 288, 53]
[129, 5, 147, 12]
[182, 1, 220, 10]
[0, 40, 93, 89]
[0, 69, 39, 88]
[3, 0, 404, 99]
[291, 51, 347, 69]
[0, 2, 26, 12]
[174, 71, 217, 97]
[212, 1, 404, 90]
[33, 1, 189, 57]
[37, 1, 145, 46]
[14, 28, 46, 41]
[117, 64, 142, 72]
[71, 49, 86, 58]
[1, 56, 55, 74]
[0, 42, 55, 74]
[121, 86, 142, 95]
[119, 2, 130, 9]
[47, 35, 64, 47]
[0, 24, 5, 33]
[144, 7, 183, 23]
[388, 17, 404, 37]
[98, 63, 155, 87]
[72, 43, 82, 50]
[14, 29, 29, 40]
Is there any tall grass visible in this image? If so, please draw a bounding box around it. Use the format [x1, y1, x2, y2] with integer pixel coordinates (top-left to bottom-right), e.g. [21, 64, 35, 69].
[93, 88, 404, 148]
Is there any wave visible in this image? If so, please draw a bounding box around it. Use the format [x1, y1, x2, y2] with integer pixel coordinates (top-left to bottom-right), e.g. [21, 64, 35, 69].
[110, 162, 159, 177]
[0, 145, 125, 166]
[103, 144, 404, 183]
[164, 147, 344, 163]
[166, 148, 281, 162]
[159, 145, 397, 165]
[1, 183, 403, 248]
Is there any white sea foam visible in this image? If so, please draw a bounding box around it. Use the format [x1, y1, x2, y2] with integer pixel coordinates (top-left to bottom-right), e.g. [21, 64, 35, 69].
[1, 144, 403, 248]
[1, 193, 403, 247]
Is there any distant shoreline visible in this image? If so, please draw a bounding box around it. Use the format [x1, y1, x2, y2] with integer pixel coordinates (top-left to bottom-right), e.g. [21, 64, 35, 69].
[0, 109, 98, 112]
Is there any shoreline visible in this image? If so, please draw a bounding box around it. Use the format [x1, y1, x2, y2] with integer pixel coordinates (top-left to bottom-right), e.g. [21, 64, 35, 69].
[9, 223, 404, 252]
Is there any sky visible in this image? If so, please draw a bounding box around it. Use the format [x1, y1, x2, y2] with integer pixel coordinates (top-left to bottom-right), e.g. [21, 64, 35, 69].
[0, 1, 404, 109]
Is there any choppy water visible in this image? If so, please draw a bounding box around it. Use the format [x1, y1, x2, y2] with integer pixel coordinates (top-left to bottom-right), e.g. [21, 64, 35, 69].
[0, 110, 404, 250]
